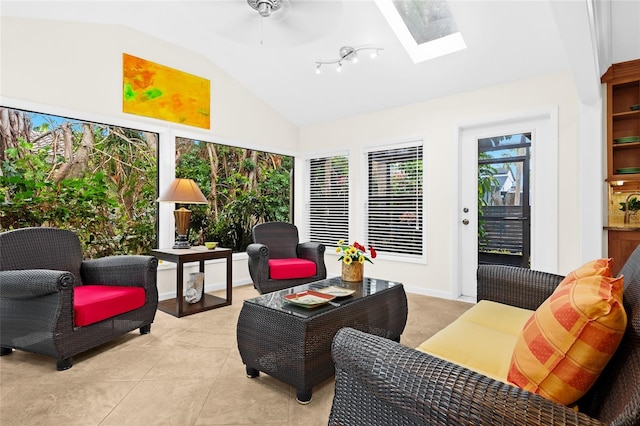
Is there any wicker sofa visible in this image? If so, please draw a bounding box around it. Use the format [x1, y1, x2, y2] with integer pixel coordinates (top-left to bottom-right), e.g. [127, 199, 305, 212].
[329, 247, 640, 425]
[0, 227, 159, 370]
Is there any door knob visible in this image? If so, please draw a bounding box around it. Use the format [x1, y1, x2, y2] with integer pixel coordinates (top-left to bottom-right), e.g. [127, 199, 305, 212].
[462, 219, 469, 225]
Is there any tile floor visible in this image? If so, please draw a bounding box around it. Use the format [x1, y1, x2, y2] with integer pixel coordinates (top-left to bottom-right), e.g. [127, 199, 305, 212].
[0, 284, 472, 425]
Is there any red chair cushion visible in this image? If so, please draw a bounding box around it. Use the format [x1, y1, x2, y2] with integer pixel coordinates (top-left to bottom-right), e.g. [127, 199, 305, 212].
[74, 285, 146, 327]
[269, 258, 317, 280]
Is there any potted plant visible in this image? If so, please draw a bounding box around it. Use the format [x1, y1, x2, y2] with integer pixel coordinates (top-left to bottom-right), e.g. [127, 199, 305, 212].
[619, 196, 640, 222]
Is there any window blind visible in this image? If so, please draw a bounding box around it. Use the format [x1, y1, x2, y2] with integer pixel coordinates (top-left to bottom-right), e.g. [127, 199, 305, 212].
[367, 142, 423, 256]
[307, 154, 349, 246]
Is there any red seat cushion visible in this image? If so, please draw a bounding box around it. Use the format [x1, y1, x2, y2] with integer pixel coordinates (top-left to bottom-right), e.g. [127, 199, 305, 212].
[74, 285, 146, 327]
[269, 258, 317, 280]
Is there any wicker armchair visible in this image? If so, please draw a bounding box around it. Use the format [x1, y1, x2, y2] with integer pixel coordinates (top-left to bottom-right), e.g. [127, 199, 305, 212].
[246, 222, 326, 294]
[329, 248, 640, 425]
[0, 227, 158, 370]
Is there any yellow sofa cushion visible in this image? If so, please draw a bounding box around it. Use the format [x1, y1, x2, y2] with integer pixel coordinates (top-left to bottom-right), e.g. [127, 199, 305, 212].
[507, 274, 626, 405]
[417, 300, 533, 382]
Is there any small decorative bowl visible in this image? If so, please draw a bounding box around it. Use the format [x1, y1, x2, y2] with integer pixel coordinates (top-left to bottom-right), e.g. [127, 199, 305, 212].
[204, 242, 218, 249]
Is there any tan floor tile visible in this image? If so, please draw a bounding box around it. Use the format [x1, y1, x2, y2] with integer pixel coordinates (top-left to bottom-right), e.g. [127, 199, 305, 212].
[0, 381, 136, 426]
[38, 347, 163, 383]
[142, 347, 229, 381]
[136, 327, 197, 350]
[100, 379, 212, 425]
[172, 329, 237, 350]
[0, 350, 60, 384]
[196, 376, 290, 425]
[189, 317, 240, 335]
[218, 349, 253, 379]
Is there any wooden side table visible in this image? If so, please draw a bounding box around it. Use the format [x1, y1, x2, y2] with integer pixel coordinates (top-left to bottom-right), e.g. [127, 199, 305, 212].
[152, 246, 232, 317]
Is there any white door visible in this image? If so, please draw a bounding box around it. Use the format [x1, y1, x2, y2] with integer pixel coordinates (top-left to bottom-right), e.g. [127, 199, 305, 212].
[457, 110, 558, 299]
[459, 131, 478, 298]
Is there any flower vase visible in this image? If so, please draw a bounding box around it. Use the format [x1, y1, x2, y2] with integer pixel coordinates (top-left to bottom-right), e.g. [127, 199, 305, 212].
[185, 272, 204, 304]
[342, 262, 364, 282]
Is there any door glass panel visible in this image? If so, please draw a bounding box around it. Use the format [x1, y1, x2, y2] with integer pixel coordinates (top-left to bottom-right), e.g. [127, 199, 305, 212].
[482, 160, 524, 208]
[478, 133, 531, 268]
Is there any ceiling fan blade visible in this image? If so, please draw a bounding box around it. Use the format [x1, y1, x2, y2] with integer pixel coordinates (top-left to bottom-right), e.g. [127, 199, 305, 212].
[183, 0, 344, 47]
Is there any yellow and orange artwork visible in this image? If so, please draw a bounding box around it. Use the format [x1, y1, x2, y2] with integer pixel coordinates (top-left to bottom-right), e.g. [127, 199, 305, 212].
[123, 53, 210, 129]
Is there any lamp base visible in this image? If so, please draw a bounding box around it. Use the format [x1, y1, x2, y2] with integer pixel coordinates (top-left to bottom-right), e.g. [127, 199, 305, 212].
[173, 207, 192, 249]
[173, 235, 191, 249]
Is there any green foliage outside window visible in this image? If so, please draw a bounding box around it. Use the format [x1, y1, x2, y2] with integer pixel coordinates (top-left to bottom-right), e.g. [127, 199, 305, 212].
[175, 138, 292, 252]
[0, 110, 158, 258]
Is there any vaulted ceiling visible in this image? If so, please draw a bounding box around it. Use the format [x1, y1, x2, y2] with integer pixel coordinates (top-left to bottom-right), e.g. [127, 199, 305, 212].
[2, 1, 639, 126]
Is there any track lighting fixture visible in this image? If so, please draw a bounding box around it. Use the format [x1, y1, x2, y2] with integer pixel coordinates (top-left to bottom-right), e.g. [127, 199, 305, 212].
[315, 46, 383, 74]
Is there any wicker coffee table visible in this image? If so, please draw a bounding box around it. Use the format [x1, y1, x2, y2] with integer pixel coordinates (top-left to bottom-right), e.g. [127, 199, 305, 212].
[236, 276, 408, 403]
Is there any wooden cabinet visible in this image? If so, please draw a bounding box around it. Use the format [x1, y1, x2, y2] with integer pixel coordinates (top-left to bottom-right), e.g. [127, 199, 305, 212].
[608, 230, 640, 276]
[602, 59, 640, 181]
[603, 59, 640, 270]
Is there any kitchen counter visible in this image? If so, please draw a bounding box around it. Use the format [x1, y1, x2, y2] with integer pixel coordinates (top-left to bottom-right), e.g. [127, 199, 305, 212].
[605, 226, 640, 231]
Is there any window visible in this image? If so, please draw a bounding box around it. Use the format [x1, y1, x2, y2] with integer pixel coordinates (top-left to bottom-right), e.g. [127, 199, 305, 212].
[307, 153, 349, 246]
[175, 137, 293, 252]
[0, 106, 158, 257]
[366, 141, 423, 257]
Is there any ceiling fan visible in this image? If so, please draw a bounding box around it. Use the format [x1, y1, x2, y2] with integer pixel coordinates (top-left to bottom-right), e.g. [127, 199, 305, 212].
[185, 0, 344, 47]
[247, 0, 282, 18]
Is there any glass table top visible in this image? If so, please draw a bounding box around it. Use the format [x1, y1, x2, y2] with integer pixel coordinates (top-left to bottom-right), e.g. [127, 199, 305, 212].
[244, 276, 402, 318]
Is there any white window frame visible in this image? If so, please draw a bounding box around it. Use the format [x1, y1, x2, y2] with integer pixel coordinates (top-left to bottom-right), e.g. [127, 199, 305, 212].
[363, 139, 426, 263]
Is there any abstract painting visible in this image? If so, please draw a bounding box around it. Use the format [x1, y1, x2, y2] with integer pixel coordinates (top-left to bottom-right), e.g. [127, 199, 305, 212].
[123, 53, 210, 129]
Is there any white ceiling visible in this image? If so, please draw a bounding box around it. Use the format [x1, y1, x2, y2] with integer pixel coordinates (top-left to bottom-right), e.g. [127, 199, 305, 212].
[2, 1, 639, 127]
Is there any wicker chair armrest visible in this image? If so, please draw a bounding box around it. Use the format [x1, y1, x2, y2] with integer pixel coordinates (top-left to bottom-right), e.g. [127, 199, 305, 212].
[80, 255, 158, 288]
[298, 242, 326, 279]
[477, 264, 564, 311]
[0, 270, 74, 299]
[330, 328, 603, 426]
[246, 243, 268, 260]
[246, 243, 269, 283]
[297, 242, 325, 262]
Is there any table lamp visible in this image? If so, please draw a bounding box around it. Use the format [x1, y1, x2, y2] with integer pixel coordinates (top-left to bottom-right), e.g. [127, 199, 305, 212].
[157, 178, 208, 249]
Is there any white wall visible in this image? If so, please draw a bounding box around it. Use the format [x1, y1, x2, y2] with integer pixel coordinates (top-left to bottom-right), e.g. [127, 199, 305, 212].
[297, 71, 591, 298]
[0, 17, 298, 149]
[0, 16, 298, 298]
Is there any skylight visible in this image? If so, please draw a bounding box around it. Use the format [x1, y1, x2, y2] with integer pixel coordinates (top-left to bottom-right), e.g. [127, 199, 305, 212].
[375, 0, 466, 63]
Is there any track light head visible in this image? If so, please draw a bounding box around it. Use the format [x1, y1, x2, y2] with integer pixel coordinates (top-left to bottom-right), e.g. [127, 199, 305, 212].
[315, 45, 383, 74]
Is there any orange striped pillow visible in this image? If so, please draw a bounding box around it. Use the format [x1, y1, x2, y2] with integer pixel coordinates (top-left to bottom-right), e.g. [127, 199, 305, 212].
[507, 273, 626, 405]
[557, 258, 613, 288]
